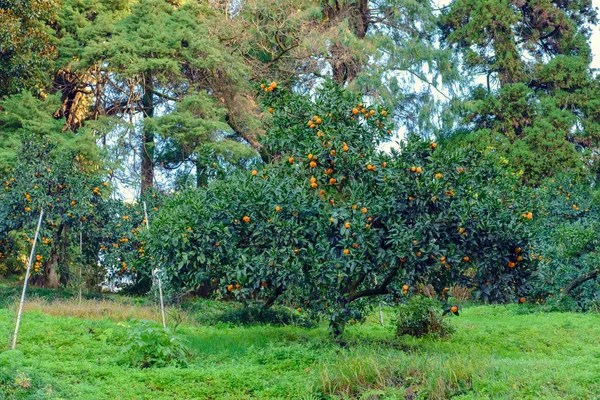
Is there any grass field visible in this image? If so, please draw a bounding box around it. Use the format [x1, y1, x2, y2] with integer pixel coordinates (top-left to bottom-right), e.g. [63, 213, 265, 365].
[1, 285, 600, 399]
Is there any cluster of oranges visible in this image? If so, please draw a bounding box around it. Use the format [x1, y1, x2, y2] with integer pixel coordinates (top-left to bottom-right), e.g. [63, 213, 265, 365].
[33, 255, 43, 273]
[260, 81, 277, 92]
[410, 166, 423, 173]
[307, 115, 323, 129]
[3, 178, 14, 191]
[350, 104, 376, 119]
[227, 283, 242, 291]
[92, 187, 101, 196]
[507, 247, 523, 268]
[521, 211, 533, 220]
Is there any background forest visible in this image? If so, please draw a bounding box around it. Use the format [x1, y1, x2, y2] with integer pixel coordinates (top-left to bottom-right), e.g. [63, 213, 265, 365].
[2, 0, 600, 325]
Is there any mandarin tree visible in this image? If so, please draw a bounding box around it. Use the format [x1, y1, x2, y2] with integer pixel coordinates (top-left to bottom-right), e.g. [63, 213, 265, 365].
[0, 93, 157, 289]
[143, 82, 536, 335]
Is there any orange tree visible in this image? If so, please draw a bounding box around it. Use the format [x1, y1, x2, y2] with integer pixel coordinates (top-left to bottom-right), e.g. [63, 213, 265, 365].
[527, 176, 600, 310]
[0, 135, 163, 289]
[143, 82, 536, 334]
[0, 93, 162, 290]
[0, 135, 107, 288]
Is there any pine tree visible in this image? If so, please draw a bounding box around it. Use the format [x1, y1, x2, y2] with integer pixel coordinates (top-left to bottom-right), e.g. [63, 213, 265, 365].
[440, 0, 600, 183]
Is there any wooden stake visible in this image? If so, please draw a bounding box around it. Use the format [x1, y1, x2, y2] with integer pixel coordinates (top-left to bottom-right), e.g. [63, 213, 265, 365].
[78, 227, 82, 304]
[144, 202, 166, 328]
[12, 209, 44, 350]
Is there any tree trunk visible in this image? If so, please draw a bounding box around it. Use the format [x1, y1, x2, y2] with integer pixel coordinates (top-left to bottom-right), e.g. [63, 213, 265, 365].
[329, 319, 346, 338]
[141, 74, 155, 195]
[34, 224, 64, 289]
[58, 224, 70, 287]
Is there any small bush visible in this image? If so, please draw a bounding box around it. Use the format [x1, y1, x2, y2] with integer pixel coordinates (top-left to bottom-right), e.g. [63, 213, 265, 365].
[395, 296, 454, 338]
[123, 319, 190, 368]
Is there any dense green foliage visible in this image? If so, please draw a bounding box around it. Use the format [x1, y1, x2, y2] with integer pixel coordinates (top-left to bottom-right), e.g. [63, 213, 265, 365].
[143, 83, 536, 333]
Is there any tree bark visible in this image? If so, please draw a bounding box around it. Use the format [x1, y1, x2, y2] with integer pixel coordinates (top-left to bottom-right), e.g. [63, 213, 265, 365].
[141, 74, 155, 195]
[564, 270, 599, 295]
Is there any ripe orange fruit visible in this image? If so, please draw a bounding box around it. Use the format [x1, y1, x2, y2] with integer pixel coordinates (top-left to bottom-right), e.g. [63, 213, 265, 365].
[416, 167, 422, 173]
[275, 206, 281, 212]
[440, 256, 446, 262]
[235, 283, 241, 290]
[450, 305, 458, 313]
[361, 207, 367, 213]
[463, 256, 469, 262]
[309, 161, 317, 168]
[343, 248, 350, 255]
[288, 157, 295, 164]
[515, 247, 521, 253]
[408, 196, 413, 201]
[410, 166, 416, 172]
[215, 242, 220, 246]
[329, 199, 334, 205]
[352, 108, 359, 115]
[526, 212, 533, 220]
[402, 284, 409, 291]
[381, 110, 387, 116]
[268, 107, 274, 113]
[311, 182, 318, 189]
[227, 284, 234, 292]
[308, 153, 314, 160]
[329, 178, 337, 184]
[507, 261, 516, 268]
[382, 162, 387, 168]
[458, 227, 465, 234]
[319, 190, 325, 195]
[369, 109, 375, 116]
[517, 256, 523, 261]
[435, 173, 442, 179]
[519, 297, 526, 304]
[242, 216, 251, 223]
[430, 142, 437, 149]
[330, 149, 336, 156]
[251, 170, 258, 176]
[416, 251, 422, 257]
[344, 222, 351, 229]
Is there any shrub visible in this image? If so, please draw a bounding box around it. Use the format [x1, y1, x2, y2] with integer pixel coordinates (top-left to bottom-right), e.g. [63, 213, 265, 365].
[123, 319, 190, 368]
[395, 296, 454, 338]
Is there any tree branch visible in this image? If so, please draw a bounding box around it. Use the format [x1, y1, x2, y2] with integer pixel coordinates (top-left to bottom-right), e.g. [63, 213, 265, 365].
[564, 269, 599, 295]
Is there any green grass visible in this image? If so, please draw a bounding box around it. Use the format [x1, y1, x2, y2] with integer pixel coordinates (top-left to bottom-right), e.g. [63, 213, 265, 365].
[1, 296, 600, 399]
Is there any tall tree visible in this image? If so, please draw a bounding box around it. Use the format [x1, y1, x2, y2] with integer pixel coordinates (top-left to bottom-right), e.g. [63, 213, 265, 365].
[52, 0, 253, 193]
[0, 0, 59, 97]
[440, 0, 600, 183]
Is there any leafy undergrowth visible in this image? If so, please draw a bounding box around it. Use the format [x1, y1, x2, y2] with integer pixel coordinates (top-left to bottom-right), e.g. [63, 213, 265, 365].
[1, 298, 600, 399]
